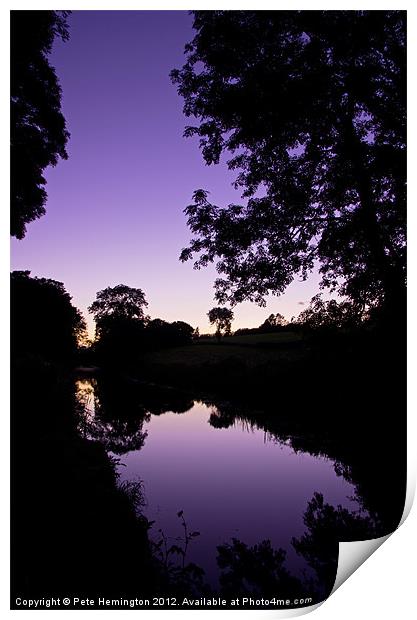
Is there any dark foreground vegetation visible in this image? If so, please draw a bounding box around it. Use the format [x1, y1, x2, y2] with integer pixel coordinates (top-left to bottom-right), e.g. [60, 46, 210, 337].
[11, 358, 154, 599]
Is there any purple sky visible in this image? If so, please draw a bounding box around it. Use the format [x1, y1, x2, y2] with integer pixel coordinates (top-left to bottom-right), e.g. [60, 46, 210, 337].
[11, 10, 322, 336]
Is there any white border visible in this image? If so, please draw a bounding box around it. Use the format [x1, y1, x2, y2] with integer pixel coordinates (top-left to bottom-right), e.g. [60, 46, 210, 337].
[2, 2, 415, 619]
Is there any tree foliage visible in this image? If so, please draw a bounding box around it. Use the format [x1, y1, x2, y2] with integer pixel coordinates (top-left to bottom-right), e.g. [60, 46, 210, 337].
[11, 10, 70, 239]
[295, 294, 365, 330]
[207, 306, 234, 339]
[11, 270, 86, 359]
[88, 284, 149, 360]
[88, 286, 194, 358]
[146, 319, 194, 349]
[172, 11, 406, 315]
[259, 313, 287, 332]
[89, 284, 149, 325]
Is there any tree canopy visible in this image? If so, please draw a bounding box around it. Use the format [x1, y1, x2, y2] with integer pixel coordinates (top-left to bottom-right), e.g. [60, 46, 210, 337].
[295, 294, 365, 330]
[259, 313, 287, 332]
[88, 284, 149, 324]
[11, 270, 86, 359]
[88, 284, 149, 359]
[207, 307, 234, 339]
[11, 10, 70, 239]
[145, 319, 194, 348]
[172, 11, 406, 317]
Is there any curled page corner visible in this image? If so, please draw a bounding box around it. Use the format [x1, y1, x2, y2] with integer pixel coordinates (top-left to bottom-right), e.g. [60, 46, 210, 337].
[330, 534, 390, 595]
[330, 465, 415, 597]
[260, 476, 415, 618]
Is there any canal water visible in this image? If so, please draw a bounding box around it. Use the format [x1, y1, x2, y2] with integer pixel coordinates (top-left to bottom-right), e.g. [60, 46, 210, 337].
[76, 377, 366, 590]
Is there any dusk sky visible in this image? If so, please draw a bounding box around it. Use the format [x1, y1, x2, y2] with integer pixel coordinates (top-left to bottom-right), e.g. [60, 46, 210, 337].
[10, 10, 323, 336]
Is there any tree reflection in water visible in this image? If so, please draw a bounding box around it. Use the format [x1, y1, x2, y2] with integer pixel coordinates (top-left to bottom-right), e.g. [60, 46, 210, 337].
[74, 376, 401, 603]
[216, 492, 379, 601]
[76, 375, 195, 454]
[216, 538, 305, 598]
[76, 377, 149, 454]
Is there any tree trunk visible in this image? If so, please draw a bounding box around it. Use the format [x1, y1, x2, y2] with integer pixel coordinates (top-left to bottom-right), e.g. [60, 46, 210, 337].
[343, 106, 405, 320]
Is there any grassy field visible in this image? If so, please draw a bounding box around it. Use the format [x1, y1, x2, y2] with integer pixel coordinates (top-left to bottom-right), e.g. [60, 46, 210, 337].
[222, 331, 302, 345]
[141, 331, 305, 369]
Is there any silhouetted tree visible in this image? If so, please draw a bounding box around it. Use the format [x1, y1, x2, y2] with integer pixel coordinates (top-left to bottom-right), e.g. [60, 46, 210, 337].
[171, 321, 195, 345]
[296, 294, 365, 331]
[89, 284, 148, 324]
[11, 270, 86, 360]
[207, 307, 234, 340]
[173, 11, 406, 319]
[89, 284, 149, 361]
[11, 11, 70, 239]
[145, 318, 194, 349]
[143, 318, 170, 348]
[259, 313, 288, 332]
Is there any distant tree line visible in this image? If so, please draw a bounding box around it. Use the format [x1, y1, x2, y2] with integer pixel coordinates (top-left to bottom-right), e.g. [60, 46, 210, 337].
[88, 284, 194, 362]
[234, 313, 288, 337]
[11, 275, 195, 364]
[233, 298, 368, 338]
[12, 270, 379, 367]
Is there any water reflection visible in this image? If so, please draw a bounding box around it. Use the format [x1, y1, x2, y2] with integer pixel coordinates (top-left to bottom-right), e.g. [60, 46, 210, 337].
[76, 378, 149, 453]
[76, 376, 196, 452]
[75, 376, 375, 595]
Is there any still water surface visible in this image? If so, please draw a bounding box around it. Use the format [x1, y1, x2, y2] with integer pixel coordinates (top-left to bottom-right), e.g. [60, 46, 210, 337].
[76, 378, 364, 588]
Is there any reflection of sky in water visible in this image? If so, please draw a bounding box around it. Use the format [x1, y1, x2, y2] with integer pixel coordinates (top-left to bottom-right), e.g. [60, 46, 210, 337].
[85, 394, 364, 589]
[75, 379, 96, 435]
